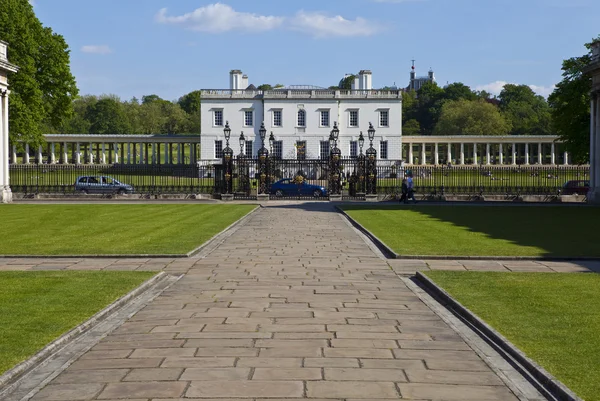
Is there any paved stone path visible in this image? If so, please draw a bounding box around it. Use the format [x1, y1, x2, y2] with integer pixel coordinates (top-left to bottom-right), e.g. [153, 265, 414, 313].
[15, 204, 549, 400]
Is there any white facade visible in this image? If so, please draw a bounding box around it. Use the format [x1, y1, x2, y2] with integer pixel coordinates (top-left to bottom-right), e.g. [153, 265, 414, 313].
[0, 41, 19, 203]
[201, 70, 402, 161]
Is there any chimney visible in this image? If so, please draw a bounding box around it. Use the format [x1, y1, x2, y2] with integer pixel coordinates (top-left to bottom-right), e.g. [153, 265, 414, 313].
[229, 69, 243, 90]
[242, 74, 249, 89]
[358, 70, 372, 90]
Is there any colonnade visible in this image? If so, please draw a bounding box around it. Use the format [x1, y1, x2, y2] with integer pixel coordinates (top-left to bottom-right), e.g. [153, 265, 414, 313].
[402, 136, 572, 166]
[10, 135, 200, 166]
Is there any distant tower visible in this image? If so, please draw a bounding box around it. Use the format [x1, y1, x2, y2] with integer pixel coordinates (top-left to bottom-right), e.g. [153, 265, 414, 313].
[428, 68, 435, 81]
[409, 60, 416, 90]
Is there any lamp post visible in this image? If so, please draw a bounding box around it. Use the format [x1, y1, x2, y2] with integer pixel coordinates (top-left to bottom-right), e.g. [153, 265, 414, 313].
[357, 131, 366, 194]
[238, 131, 249, 195]
[222, 121, 234, 195]
[269, 131, 275, 156]
[366, 122, 377, 195]
[329, 122, 342, 196]
[257, 122, 269, 195]
[239, 131, 245, 156]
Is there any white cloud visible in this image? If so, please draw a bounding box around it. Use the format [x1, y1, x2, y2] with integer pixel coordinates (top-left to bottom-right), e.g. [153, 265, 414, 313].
[156, 3, 284, 33]
[475, 81, 555, 98]
[156, 3, 380, 38]
[81, 45, 112, 55]
[291, 11, 381, 38]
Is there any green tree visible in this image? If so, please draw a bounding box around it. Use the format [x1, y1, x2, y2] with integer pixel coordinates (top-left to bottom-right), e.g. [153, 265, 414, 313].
[85, 97, 130, 135]
[257, 84, 273, 91]
[434, 99, 510, 136]
[138, 101, 165, 134]
[415, 82, 445, 135]
[498, 84, 551, 135]
[548, 36, 599, 163]
[443, 82, 477, 102]
[402, 119, 421, 136]
[178, 90, 201, 116]
[61, 95, 97, 134]
[0, 0, 78, 144]
[338, 75, 355, 90]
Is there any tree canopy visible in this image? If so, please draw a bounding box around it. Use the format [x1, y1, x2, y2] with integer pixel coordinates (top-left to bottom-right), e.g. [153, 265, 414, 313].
[498, 84, 551, 135]
[434, 99, 510, 136]
[548, 36, 599, 164]
[0, 0, 78, 145]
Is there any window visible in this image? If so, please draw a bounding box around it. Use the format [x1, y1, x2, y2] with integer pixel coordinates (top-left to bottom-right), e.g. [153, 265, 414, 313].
[214, 110, 223, 127]
[350, 141, 358, 158]
[273, 141, 283, 159]
[244, 110, 253, 127]
[320, 141, 330, 160]
[273, 110, 282, 127]
[296, 141, 306, 160]
[349, 110, 358, 127]
[297, 109, 306, 127]
[380, 141, 388, 159]
[215, 140, 223, 159]
[379, 110, 389, 127]
[320, 110, 330, 127]
[245, 140, 253, 157]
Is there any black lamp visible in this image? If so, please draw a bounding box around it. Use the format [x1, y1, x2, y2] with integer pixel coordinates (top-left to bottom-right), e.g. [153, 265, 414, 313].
[239, 132, 245, 155]
[368, 122, 375, 143]
[269, 132, 275, 154]
[329, 133, 335, 151]
[224, 121, 231, 145]
[358, 131, 365, 153]
[259, 122, 267, 148]
[331, 122, 339, 143]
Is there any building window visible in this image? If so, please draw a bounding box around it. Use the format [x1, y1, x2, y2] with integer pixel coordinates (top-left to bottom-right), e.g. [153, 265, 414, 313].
[297, 109, 306, 127]
[320, 141, 330, 160]
[350, 141, 358, 158]
[273, 141, 283, 159]
[215, 140, 223, 159]
[245, 140, 253, 157]
[244, 110, 253, 127]
[273, 110, 282, 127]
[296, 141, 306, 160]
[320, 110, 330, 127]
[380, 141, 388, 159]
[214, 110, 223, 127]
[379, 110, 389, 127]
[349, 110, 358, 127]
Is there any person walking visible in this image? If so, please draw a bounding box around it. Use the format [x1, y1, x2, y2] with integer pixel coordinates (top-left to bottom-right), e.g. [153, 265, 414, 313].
[399, 178, 408, 203]
[407, 174, 417, 204]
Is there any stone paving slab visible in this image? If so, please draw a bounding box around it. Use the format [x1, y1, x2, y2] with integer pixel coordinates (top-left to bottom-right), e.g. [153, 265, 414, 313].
[11, 203, 549, 400]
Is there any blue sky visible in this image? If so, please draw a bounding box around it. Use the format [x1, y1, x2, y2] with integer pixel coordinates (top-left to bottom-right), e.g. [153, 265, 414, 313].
[31, 0, 600, 101]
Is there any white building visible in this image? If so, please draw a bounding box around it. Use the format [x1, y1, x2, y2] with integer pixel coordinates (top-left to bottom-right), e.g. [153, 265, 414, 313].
[407, 61, 435, 91]
[200, 70, 402, 161]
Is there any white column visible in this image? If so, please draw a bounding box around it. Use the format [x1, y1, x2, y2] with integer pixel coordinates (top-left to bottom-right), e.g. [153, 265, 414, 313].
[434, 143, 439, 165]
[512, 143, 517, 165]
[473, 143, 478, 165]
[538, 142, 543, 165]
[499, 143, 504, 165]
[11, 144, 17, 164]
[420, 143, 426, 165]
[408, 143, 413, 164]
[460, 143, 465, 165]
[25, 143, 30, 164]
[50, 143, 56, 164]
[75, 143, 81, 165]
[0, 91, 11, 202]
[127, 143, 131, 164]
[446, 143, 451, 165]
[101, 143, 106, 164]
[63, 142, 68, 164]
[37, 146, 43, 164]
[486, 143, 491, 165]
[88, 142, 93, 164]
[551, 143, 556, 165]
[525, 143, 530, 165]
[114, 143, 120, 164]
[0, 92, 6, 201]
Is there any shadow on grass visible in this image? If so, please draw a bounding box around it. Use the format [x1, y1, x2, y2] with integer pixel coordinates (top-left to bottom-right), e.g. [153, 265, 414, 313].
[339, 203, 600, 258]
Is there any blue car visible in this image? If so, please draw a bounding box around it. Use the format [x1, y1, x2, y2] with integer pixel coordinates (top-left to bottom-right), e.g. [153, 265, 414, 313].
[270, 178, 328, 198]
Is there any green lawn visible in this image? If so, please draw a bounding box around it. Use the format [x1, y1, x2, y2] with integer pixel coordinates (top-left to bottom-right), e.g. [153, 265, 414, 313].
[0, 271, 155, 374]
[341, 205, 600, 257]
[0, 204, 256, 255]
[424, 271, 600, 401]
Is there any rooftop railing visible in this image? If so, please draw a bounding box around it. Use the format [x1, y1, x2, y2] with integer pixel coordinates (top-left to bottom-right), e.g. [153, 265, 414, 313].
[200, 89, 402, 99]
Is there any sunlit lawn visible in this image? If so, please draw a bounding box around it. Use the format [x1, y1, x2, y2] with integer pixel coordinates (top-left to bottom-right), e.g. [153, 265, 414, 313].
[0, 271, 156, 374]
[341, 205, 600, 257]
[0, 204, 256, 255]
[425, 271, 600, 401]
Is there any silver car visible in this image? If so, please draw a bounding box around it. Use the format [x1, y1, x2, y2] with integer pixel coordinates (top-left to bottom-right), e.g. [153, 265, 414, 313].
[75, 176, 134, 194]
